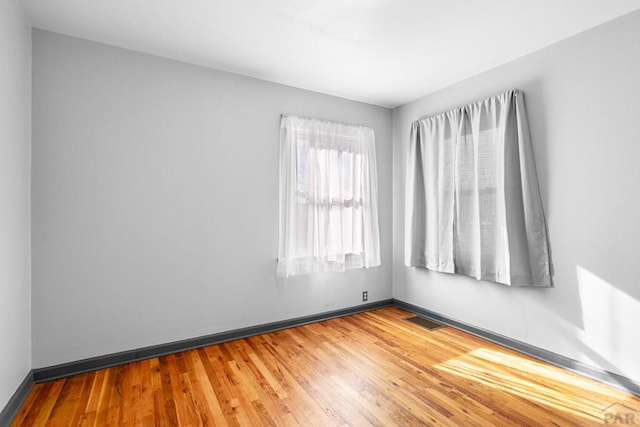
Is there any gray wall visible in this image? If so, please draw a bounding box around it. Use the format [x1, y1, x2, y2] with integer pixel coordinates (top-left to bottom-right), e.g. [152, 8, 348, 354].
[0, 0, 31, 410]
[393, 10, 640, 384]
[32, 30, 393, 368]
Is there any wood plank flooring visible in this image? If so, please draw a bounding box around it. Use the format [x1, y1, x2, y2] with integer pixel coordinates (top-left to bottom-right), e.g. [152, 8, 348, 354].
[12, 307, 640, 426]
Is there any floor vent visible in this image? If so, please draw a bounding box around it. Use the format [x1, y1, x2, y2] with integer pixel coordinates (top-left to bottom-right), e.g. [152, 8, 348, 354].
[405, 316, 445, 331]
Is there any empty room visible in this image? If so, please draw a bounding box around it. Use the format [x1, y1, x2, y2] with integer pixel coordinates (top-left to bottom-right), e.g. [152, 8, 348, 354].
[2, 0, 640, 425]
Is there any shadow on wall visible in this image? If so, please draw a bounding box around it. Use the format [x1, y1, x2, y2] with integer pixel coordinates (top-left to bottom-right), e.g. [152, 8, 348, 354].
[536, 265, 640, 391]
[521, 78, 558, 280]
[574, 266, 640, 387]
[522, 79, 639, 390]
[522, 79, 550, 213]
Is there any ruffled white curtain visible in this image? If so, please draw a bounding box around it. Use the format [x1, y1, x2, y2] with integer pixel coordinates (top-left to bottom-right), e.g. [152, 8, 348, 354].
[405, 90, 552, 286]
[278, 115, 380, 277]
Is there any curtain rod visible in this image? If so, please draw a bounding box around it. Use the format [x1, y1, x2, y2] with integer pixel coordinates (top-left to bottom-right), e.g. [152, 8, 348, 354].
[412, 88, 521, 124]
[281, 113, 373, 131]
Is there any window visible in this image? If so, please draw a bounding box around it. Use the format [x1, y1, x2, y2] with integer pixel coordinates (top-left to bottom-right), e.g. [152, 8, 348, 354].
[405, 90, 552, 287]
[278, 114, 380, 277]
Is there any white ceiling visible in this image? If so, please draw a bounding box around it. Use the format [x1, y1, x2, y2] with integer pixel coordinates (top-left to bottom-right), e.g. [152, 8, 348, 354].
[20, 0, 640, 107]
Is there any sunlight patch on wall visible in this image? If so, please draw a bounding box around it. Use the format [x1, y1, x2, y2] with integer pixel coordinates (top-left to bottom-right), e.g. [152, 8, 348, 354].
[576, 266, 640, 378]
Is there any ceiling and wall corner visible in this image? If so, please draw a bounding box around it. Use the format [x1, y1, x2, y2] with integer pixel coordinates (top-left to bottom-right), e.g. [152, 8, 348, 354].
[18, 0, 640, 107]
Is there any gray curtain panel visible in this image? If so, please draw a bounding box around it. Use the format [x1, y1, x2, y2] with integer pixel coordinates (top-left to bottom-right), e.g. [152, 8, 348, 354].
[404, 89, 552, 287]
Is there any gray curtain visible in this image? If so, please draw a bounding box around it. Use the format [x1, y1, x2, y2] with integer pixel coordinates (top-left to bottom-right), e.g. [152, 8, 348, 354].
[404, 89, 552, 287]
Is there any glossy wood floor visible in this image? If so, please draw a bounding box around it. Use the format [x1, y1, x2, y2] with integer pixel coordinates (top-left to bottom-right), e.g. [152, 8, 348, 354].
[12, 307, 640, 426]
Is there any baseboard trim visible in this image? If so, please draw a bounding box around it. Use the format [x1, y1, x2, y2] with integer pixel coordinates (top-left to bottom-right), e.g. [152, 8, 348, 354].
[393, 298, 640, 397]
[33, 299, 393, 383]
[14, 296, 639, 420]
[0, 372, 34, 427]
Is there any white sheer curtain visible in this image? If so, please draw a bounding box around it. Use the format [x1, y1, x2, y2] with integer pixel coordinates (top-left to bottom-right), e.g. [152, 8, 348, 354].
[405, 89, 552, 287]
[278, 114, 380, 277]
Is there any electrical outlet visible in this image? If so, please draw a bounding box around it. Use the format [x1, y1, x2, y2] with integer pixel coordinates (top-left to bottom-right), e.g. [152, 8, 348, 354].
[362, 291, 368, 302]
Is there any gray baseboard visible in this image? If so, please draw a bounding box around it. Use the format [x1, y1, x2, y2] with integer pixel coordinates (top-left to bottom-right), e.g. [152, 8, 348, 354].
[5, 297, 639, 426]
[393, 298, 640, 398]
[33, 299, 393, 383]
[0, 372, 34, 427]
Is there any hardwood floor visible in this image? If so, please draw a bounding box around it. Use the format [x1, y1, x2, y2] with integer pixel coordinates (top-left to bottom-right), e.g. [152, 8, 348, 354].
[12, 307, 640, 426]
